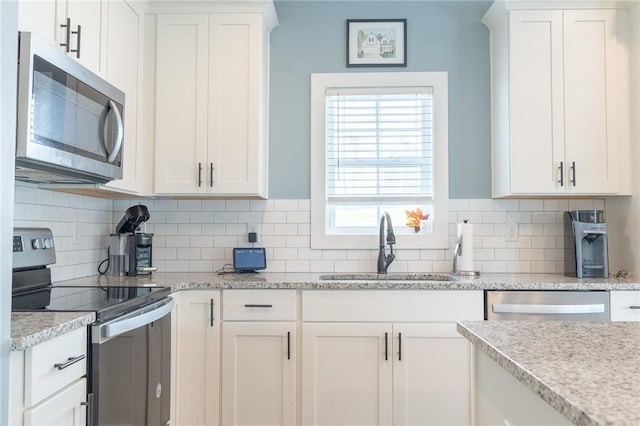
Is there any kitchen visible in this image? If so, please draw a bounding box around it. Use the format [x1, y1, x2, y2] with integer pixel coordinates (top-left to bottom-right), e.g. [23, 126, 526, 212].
[1, 0, 640, 425]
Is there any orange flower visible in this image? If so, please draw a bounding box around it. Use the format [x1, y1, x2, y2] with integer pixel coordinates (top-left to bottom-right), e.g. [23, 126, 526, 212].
[405, 208, 429, 233]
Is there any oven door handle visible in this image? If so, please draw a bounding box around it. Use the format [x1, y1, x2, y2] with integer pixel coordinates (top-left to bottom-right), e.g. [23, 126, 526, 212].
[93, 298, 174, 344]
[492, 303, 605, 315]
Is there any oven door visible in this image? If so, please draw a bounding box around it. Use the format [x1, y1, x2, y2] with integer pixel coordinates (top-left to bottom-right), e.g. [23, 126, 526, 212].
[89, 298, 173, 426]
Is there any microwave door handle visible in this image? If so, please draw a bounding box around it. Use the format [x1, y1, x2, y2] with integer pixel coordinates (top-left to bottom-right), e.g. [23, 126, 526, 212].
[105, 100, 124, 164]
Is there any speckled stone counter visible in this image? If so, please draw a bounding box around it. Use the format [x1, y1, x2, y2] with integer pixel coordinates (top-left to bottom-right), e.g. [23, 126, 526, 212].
[457, 321, 640, 426]
[53, 272, 640, 291]
[13, 272, 640, 351]
[11, 311, 95, 351]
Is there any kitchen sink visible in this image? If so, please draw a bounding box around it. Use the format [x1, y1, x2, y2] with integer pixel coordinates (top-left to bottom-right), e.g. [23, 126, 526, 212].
[319, 273, 458, 281]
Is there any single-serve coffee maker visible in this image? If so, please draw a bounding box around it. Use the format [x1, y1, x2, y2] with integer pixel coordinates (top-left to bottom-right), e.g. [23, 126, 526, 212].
[567, 210, 608, 278]
[107, 205, 157, 276]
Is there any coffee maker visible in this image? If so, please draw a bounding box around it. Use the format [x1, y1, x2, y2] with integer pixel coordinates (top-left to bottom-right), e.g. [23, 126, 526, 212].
[107, 205, 157, 276]
[567, 210, 608, 278]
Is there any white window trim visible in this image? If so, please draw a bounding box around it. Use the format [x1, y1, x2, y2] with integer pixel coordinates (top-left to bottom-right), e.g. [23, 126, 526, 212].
[311, 72, 449, 250]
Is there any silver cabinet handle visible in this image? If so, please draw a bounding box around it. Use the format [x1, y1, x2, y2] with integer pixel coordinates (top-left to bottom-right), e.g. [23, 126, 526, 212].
[210, 299, 215, 327]
[492, 303, 605, 315]
[244, 304, 273, 308]
[60, 18, 72, 52]
[558, 162, 564, 186]
[630, 306, 640, 310]
[105, 100, 124, 164]
[570, 161, 576, 186]
[210, 163, 214, 187]
[71, 24, 81, 58]
[54, 354, 85, 370]
[198, 163, 203, 187]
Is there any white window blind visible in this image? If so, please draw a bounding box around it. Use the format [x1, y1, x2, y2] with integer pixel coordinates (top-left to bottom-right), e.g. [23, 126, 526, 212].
[311, 72, 449, 249]
[326, 88, 434, 206]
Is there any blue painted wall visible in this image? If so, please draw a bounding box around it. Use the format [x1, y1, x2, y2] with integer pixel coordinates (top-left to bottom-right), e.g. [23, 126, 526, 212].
[269, 0, 493, 199]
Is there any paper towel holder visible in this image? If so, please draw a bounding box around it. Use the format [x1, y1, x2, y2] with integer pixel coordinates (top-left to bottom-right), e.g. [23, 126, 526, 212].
[452, 220, 480, 277]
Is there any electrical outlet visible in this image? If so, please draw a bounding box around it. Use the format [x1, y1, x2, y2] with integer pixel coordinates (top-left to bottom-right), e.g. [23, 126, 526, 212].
[505, 221, 518, 242]
[247, 223, 260, 243]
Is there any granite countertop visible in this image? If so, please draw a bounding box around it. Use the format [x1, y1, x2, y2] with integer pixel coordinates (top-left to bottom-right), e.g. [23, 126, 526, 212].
[12, 272, 640, 350]
[53, 272, 640, 291]
[11, 311, 95, 351]
[457, 321, 640, 426]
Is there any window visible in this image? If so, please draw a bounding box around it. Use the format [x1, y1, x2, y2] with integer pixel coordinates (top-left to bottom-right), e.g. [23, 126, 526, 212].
[311, 72, 449, 249]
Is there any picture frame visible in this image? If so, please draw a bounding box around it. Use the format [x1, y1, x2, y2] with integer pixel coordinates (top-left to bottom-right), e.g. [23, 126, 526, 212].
[346, 19, 407, 67]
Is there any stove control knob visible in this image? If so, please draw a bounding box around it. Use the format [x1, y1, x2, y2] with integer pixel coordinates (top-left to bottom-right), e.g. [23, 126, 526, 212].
[44, 238, 55, 249]
[31, 238, 44, 250]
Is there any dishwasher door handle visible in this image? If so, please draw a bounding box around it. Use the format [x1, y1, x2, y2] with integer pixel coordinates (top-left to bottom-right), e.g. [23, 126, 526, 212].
[492, 303, 606, 315]
[94, 298, 174, 344]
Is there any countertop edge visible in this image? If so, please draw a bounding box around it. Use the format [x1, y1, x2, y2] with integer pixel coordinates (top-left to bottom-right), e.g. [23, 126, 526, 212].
[11, 312, 96, 351]
[457, 321, 599, 426]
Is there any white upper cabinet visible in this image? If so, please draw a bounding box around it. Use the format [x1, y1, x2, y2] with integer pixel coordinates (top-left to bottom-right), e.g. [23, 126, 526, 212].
[483, 2, 631, 198]
[102, 0, 149, 195]
[18, 0, 105, 75]
[154, 5, 276, 197]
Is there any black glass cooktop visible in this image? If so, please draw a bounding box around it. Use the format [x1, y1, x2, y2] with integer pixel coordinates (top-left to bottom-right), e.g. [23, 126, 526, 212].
[12, 285, 171, 322]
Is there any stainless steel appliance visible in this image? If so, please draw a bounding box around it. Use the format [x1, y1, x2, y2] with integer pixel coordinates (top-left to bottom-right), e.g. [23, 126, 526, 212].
[16, 32, 124, 184]
[105, 205, 157, 276]
[485, 290, 609, 321]
[567, 209, 609, 278]
[12, 228, 172, 426]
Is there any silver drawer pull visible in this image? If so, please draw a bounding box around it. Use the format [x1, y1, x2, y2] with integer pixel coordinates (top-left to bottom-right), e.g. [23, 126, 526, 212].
[492, 303, 605, 315]
[630, 306, 640, 310]
[54, 354, 85, 370]
[244, 304, 273, 308]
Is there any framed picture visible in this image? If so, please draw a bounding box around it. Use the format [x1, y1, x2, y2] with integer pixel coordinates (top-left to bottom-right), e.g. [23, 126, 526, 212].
[346, 19, 407, 67]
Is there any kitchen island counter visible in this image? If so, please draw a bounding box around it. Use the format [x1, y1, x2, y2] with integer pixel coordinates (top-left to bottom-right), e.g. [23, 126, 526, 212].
[457, 320, 640, 426]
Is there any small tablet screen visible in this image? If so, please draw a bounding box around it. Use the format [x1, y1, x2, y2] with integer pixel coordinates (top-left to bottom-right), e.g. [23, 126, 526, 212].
[233, 248, 266, 272]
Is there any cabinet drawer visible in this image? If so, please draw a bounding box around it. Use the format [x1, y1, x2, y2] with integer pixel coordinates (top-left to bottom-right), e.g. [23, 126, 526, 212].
[302, 290, 484, 322]
[25, 327, 87, 407]
[223, 290, 297, 321]
[610, 291, 640, 321]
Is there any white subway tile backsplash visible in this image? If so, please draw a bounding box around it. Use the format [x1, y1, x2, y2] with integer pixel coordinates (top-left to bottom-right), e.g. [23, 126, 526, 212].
[274, 200, 300, 211]
[469, 199, 495, 211]
[226, 200, 250, 212]
[13, 185, 608, 277]
[202, 200, 227, 211]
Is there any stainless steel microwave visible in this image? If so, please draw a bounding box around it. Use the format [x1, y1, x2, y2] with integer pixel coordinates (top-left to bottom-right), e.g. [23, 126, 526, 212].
[16, 32, 125, 184]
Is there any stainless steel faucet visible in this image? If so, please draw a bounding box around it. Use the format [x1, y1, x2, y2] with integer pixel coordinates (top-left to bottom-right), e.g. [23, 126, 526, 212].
[377, 212, 396, 274]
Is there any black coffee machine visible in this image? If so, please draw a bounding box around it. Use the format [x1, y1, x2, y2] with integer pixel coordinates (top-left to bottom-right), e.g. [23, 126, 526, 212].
[107, 205, 157, 276]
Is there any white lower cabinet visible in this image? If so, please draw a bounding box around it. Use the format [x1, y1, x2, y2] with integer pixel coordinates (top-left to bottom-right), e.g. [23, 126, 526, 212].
[172, 290, 221, 426]
[10, 327, 88, 426]
[610, 291, 640, 321]
[221, 289, 298, 426]
[301, 290, 483, 426]
[222, 322, 297, 426]
[24, 378, 87, 426]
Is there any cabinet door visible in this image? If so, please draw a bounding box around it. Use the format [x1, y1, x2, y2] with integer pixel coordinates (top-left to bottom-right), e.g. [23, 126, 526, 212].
[155, 14, 209, 195]
[103, 0, 144, 194]
[392, 323, 472, 426]
[24, 378, 87, 426]
[610, 291, 640, 321]
[174, 291, 220, 426]
[208, 14, 265, 196]
[222, 322, 296, 426]
[302, 323, 393, 426]
[63, 0, 104, 74]
[18, 1, 58, 45]
[508, 10, 565, 194]
[563, 9, 619, 194]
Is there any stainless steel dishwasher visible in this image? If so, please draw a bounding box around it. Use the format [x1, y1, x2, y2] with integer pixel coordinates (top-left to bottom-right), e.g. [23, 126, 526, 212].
[485, 290, 610, 321]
